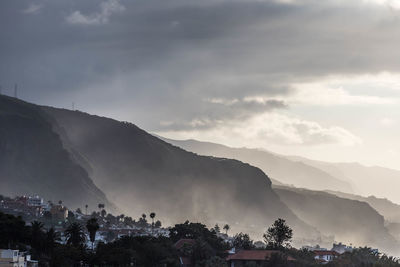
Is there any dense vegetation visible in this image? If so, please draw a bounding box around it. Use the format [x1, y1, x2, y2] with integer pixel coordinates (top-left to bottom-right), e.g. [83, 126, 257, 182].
[1, 211, 400, 267]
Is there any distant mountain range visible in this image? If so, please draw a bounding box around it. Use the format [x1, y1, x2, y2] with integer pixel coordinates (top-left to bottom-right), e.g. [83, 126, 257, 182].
[288, 156, 400, 205]
[162, 138, 354, 193]
[2, 94, 400, 255]
[165, 138, 400, 205]
[163, 137, 400, 254]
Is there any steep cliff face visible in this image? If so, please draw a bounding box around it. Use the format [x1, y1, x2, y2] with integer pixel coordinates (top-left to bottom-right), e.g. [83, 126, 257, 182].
[326, 190, 400, 224]
[43, 106, 316, 237]
[274, 185, 399, 255]
[0, 95, 113, 212]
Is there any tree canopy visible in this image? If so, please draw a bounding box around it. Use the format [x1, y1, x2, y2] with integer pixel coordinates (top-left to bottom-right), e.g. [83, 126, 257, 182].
[264, 218, 293, 250]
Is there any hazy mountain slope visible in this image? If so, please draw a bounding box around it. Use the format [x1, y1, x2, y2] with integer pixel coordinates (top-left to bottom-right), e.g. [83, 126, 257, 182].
[325, 190, 400, 224]
[289, 157, 400, 205]
[273, 185, 399, 255]
[43, 107, 317, 238]
[162, 138, 353, 193]
[0, 95, 113, 211]
[386, 223, 400, 242]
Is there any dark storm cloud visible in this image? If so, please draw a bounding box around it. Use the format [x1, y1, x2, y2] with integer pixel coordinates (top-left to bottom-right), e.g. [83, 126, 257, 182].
[0, 0, 399, 131]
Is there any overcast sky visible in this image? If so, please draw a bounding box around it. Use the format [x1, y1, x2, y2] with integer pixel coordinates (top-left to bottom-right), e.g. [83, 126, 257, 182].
[1, 0, 400, 169]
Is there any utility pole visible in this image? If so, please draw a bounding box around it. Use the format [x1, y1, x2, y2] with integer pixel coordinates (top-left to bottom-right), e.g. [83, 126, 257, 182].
[14, 84, 18, 98]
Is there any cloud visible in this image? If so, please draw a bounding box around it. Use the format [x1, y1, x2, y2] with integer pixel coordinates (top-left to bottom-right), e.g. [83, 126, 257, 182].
[291, 86, 396, 106]
[244, 84, 397, 107]
[157, 112, 362, 147]
[66, 0, 125, 26]
[365, 0, 400, 9]
[244, 113, 362, 146]
[0, 0, 399, 144]
[157, 98, 286, 131]
[22, 3, 42, 14]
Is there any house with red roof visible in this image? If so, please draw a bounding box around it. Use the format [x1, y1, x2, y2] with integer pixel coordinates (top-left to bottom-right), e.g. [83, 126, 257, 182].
[226, 249, 295, 267]
[174, 239, 196, 267]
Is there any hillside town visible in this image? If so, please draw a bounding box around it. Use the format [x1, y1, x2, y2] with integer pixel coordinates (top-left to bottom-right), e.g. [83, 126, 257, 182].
[0, 194, 168, 246]
[1, 193, 394, 267]
[3, 0, 400, 265]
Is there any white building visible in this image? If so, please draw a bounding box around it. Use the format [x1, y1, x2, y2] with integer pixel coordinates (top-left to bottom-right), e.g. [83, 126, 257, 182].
[0, 249, 38, 267]
[314, 250, 339, 263]
[27, 196, 43, 207]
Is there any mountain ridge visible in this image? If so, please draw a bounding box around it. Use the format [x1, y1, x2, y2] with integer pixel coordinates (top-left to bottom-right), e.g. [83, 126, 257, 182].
[162, 138, 354, 193]
[288, 156, 400, 204]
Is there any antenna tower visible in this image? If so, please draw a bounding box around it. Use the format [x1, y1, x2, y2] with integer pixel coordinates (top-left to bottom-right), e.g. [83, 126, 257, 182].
[14, 84, 18, 98]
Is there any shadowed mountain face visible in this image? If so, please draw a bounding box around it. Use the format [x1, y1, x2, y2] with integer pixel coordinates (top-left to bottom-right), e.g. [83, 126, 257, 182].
[41, 106, 317, 238]
[323, 189, 400, 244]
[325, 190, 400, 224]
[0, 95, 113, 211]
[162, 138, 353, 193]
[273, 185, 400, 255]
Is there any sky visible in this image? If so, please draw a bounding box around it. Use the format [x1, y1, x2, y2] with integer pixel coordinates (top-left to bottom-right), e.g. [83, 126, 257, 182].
[1, 0, 400, 169]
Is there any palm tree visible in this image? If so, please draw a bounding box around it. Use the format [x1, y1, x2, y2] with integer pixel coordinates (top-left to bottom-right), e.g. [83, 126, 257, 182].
[31, 220, 44, 233]
[86, 217, 100, 250]
[150, 212, 156, 226]
[150, 212, 156, 234]
[65, 223, 86, 248]
[223, 224, 230, 235]
[101, 209, 107, 218]
[98, 203, 105, 211]
[31, 221, 45, 252]
[45, 228, 60, 255]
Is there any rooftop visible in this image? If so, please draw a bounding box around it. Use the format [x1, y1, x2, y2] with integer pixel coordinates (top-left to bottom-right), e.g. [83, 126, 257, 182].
[226, 250, 295, 261]
[174, 239, 196, 250]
